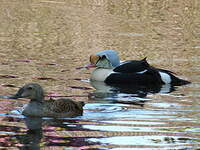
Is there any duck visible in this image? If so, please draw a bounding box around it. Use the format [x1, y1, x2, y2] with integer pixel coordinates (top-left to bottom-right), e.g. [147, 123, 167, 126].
[88, 50, 190, 86]
[12, 83, 85, 118]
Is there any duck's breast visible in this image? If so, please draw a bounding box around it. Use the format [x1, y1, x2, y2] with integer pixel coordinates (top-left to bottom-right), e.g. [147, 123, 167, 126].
[91, 68, 113, 82]
[22, 102, 44, 117]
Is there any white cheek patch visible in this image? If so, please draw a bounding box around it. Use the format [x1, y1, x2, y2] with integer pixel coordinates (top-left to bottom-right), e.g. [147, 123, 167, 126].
[159, 72, 171, 84]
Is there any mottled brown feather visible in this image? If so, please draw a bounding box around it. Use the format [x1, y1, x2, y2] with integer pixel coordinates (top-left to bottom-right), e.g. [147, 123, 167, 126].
[14, 83, 85, 118]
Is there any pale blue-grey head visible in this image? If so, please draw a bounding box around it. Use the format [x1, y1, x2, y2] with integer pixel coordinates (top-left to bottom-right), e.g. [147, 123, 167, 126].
[92, 50, 120, 69]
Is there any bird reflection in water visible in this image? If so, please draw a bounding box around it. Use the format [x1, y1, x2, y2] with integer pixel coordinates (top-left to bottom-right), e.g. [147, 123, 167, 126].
[89, 81, 175, 106]
[14, 117, 100, 150]
[16, 117, 43, 150]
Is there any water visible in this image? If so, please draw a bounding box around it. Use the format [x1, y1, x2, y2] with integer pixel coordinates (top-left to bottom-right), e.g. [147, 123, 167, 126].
[0, 0, 200, 149]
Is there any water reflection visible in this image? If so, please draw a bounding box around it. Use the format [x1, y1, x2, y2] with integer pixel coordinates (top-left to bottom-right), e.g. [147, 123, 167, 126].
[0, 0, 199, 148]
[12, 117, 101, 149]
[10, 116, 198, 150]
[89, 81, 175, 105]
[88, 136, 199, 147]
[83, 103, 177, 123]
[16, 118, 42, 150]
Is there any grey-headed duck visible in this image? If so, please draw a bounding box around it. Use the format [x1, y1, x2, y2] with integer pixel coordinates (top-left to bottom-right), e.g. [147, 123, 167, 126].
[13, 83, 85, 118]
[87, 50, 190, 86]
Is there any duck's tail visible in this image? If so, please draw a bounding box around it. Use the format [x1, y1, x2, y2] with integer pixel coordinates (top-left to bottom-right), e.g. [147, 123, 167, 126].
[157, 68, 191, 86]
[170, 74, 191, 86]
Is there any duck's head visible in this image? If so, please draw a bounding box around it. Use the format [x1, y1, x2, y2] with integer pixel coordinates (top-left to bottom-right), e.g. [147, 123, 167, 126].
[89, 50, 120, 69]
[14, 83, 44, 102]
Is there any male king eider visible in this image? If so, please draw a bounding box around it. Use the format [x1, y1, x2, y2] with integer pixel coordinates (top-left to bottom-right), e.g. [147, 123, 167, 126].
[87, 50, 190, 86]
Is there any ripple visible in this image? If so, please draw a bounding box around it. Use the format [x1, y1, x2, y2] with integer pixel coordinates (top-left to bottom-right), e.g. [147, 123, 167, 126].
[84, 103, 176, 120]
[111, 146, 195, 150]
[149, 102, 181, 109]
[102, 120, 166, 125]
[83, 125, 155, 132]
[185, 127, 200, 133]
[85, 103, 128, 112]
[88, 136, 199, 146]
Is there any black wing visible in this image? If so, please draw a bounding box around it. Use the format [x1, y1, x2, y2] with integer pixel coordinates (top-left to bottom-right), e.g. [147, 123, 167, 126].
[156, 68, 176, 75]
[113, 58, 150, 73]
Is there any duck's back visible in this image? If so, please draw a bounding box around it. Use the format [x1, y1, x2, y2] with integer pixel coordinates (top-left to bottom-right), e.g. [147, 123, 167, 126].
[105, 68, 162, 85]
[113, 58, 149, 73]
[22, 99, 85, 118]
[105, 59, 190, 86]
[47, 98, 84, 115]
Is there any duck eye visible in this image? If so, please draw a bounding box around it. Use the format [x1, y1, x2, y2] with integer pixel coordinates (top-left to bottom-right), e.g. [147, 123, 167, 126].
[27, 87, 33, 90]
[101, 55, 106, 59]
[90, 56, 93, 63]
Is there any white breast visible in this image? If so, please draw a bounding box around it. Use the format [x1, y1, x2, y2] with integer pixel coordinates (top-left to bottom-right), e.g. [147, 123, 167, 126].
[90, 68, 113, 82]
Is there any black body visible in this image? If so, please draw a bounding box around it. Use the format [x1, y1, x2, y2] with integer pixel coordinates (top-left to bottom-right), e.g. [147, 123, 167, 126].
[105, 58, 190, 86]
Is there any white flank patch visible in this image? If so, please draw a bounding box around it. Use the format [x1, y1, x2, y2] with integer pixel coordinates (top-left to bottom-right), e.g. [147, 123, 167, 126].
[136, 69, 147, 74]
[159, 72, 171, 84]
[91, 68, 113, 82]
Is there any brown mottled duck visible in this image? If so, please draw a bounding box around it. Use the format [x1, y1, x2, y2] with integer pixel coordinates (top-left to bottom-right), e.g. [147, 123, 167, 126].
[13, 83, 85, 118]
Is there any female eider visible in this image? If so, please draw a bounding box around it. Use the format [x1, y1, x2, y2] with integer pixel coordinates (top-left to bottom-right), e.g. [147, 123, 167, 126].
[88, 50, 190, 86]
[12, 83, 85, 118]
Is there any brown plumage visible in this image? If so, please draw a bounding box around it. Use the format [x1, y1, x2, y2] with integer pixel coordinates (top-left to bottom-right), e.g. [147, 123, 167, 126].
[13, 83, 85, 118]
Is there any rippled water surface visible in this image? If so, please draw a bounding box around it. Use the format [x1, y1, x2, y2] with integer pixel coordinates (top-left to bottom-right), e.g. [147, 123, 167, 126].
[0, 0, 200, 149]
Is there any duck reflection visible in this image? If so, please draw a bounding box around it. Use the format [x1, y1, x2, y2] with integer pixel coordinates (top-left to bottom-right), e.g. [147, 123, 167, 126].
[15, 117, 42, 150]
[15, 117, 100, 150]
[89, 81, 175, 105]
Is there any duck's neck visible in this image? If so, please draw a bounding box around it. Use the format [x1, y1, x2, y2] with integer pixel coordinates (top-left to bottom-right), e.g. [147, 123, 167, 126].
[30, 98, 44, 103]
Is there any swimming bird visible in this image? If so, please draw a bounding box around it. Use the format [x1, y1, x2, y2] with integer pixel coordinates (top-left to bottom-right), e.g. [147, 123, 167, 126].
[88, 50, 190, 86]
[12, 83, 85, 118]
